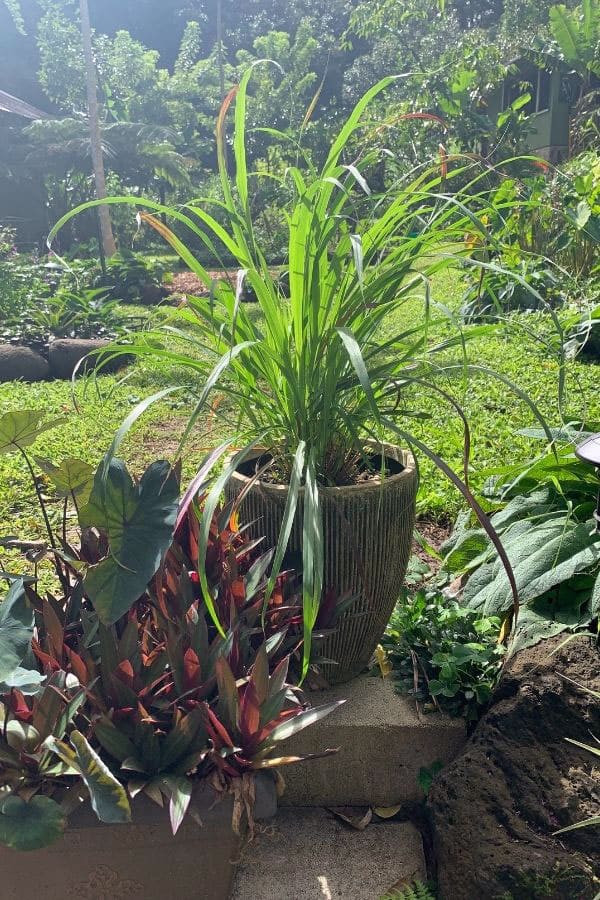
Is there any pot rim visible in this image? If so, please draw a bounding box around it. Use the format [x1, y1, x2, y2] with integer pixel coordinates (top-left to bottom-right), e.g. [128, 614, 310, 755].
[229, 441, 417, 496]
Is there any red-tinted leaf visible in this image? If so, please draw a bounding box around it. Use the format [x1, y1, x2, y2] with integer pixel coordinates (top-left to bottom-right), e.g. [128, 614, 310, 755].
[215, 656, 239, 733]
[204, 706, 234, 750]
[183, 648, 201, 692]
[31, 640, 61, 673]
[64, 646, 88, 685]
[239, 682, 260, 742]
[251, 644, 269, 705]
[114, 660, 135, 689]
[9, 690, 33, 723]
[42, 600, 64, 662]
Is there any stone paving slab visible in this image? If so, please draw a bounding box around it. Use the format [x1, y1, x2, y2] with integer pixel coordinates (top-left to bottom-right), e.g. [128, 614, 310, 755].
[279, 675, 466, 807]
[231, 808, 426, 900]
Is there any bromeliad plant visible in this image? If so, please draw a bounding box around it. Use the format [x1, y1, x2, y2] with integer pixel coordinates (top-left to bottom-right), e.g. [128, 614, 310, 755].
[49, 72, 556, 673]
[0, 409, 342, 851]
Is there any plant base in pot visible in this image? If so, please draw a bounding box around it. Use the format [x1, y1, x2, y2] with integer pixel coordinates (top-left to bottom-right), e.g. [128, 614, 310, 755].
[226, 443, 417, 684]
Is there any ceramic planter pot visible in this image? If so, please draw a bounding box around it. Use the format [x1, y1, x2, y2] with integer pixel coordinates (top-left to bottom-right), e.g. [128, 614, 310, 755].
[225, 443, 417, 683]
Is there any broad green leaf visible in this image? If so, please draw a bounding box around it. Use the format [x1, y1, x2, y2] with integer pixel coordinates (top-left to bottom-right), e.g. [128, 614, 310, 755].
[0, 579, 34, 683]
[45, 730, 131, 824]
[5, 720, 40, 753]
[36, 457, 94, 506]
[465, 518, 600, 617]
[575, 200, 592, 229]
[81, 459, 179, 624]
[0, 666, 46, 694]
[0, 410, 62, 455]
[508, 597, 585, 655]
[443, 530, 490, 573]
[0, 795, 66, 850]
[511, 92, 532, 112]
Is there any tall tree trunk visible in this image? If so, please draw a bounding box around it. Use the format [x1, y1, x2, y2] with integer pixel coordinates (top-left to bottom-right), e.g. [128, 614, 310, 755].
[79, 0, 116, 258]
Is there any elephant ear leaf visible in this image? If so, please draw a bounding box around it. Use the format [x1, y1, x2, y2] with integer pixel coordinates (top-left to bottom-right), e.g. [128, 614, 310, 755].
[0, 410, 62, 455]
[0, 579, 34, 683]
[0, 795, 66, 851]
[80, 459, 179, 624]
[45, 730, 131, 824]
[36, 457, 95, 506]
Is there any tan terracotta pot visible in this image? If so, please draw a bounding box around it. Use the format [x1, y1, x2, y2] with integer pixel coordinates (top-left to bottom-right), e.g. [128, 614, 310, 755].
[1, 776, 277, 900]
[226, 443, 417, 684]
[0, 789, 237, 900]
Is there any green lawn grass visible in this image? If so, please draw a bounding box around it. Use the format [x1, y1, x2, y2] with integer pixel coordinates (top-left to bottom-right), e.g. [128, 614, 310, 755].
[1, 267, 599, 576]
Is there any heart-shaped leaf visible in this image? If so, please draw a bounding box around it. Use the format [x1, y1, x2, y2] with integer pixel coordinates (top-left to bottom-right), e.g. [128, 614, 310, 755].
[36, 457, 95, 506]
[0, 410, 62, 455]
[0, 579, 34, 683]
[81, 459, 179, 624]
[0, 795, 66, 850]
[0, 666, 46, 695]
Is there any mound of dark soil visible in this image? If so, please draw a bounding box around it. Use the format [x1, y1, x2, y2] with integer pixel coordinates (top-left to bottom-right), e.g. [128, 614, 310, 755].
[428, 635, 599, 900]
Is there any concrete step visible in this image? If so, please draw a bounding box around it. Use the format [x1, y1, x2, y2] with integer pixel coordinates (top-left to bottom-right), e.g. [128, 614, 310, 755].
[231, 808, 426, 900]
[279, 675, 466, 807]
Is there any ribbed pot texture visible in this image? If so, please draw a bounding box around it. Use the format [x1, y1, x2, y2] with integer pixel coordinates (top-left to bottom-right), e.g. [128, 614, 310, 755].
[225, 444, 417, 684]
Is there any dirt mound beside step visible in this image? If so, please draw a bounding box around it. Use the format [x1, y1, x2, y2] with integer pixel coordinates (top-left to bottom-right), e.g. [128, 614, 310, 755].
[429, 635, 599, 900]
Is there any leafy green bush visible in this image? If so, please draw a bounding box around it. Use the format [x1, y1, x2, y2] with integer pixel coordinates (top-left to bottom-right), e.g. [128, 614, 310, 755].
[1, 286, 125, 354]
[443, 427, 600, 654]
[93, 250, 167, 303]
[461, 256, 564, 323]
[460, 157, 600, 323]
[0, 228, 49, 325]
[382, 587, 504, 721]
[0, 240, 127, 352]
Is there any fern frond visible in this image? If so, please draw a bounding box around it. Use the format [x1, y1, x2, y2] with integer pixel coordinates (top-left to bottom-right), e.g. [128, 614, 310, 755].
[380, 880, 436, 900]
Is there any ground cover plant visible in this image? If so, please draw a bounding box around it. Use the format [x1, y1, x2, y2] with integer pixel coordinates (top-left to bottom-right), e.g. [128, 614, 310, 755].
[0, 232, 131, 356]
[0, 408, 343, 850]
[382, 587, 504, 722]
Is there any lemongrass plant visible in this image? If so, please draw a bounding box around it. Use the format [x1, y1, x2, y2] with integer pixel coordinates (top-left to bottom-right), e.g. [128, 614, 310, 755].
[50, 71, 555, 674]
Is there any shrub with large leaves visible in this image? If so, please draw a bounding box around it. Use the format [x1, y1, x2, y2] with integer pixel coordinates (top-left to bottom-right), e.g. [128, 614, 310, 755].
[0, 409, 343, 850]
[442, 428, 600, 652]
